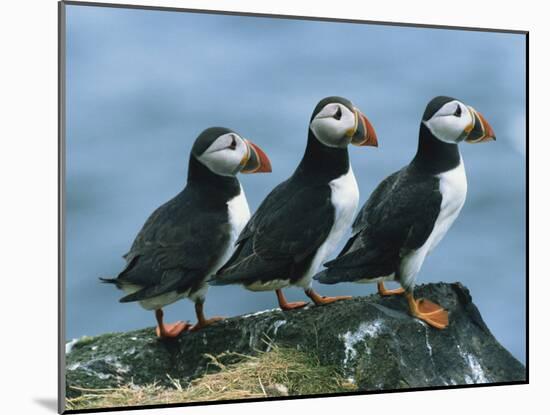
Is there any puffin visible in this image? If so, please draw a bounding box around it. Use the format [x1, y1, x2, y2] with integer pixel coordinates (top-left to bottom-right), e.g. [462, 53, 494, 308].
[100, 127, 271, 338]
[210, 97, 378, 310]
[314, 96, 495, 329]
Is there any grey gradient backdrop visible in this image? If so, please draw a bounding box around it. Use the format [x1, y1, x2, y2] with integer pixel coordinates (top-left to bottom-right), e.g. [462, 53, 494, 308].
[64, 5, 526, 362]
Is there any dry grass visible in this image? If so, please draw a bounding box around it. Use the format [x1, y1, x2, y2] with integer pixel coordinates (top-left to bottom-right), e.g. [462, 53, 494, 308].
[66, 342, 356, 411]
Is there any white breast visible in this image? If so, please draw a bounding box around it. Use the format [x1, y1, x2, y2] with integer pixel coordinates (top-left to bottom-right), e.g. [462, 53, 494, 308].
[212, 186, 251, 273]
[227, 186, 252, 245]
[400, 159, 467, 289]
[295, 167, 360, 288]
[430, 158, 468, 253]
[188, 187, 251, 302]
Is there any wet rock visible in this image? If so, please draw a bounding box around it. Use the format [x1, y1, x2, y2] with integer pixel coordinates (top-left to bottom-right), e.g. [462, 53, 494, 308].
[65, 282, 525, 398]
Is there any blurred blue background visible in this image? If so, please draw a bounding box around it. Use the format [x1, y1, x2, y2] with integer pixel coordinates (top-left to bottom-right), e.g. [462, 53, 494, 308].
[64, 5, 526, 363]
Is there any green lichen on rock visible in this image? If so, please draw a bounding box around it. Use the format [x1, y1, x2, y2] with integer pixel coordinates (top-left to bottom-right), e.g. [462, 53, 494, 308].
[65, 282, 525, 404]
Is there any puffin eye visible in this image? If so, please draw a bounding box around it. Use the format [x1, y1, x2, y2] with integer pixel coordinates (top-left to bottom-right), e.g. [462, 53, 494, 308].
[333, 106, 342, 120]
[453, 105, 462, 117]
[229, 135, 237, 150]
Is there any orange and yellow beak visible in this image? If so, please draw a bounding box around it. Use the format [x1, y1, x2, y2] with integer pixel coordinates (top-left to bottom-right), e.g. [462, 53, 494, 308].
[240, 139, 272, 174]
[465, 107, 496, 143]
[347, 108, 378, 147]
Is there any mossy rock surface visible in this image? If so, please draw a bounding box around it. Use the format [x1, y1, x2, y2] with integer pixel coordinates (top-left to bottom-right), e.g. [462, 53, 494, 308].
[65, 282, 525, 398]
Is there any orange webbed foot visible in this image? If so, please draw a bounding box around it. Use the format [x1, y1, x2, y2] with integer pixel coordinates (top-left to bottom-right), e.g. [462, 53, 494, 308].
[190, 316, 225, 332]
[407, 294, 449, 329]
[156, 321, 190, 339]
[276, 289, 309, 311]
[311, 295, 352, 306]
[377, 282, 405, 297]
[280, 301, 309, 311]
[305, 289, 352, 306]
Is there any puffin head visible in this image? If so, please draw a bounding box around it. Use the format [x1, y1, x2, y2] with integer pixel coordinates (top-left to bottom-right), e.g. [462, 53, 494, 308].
[192, 127, 272, 176]
[309, 96, 378, 149]
[422, 96, 496, 144]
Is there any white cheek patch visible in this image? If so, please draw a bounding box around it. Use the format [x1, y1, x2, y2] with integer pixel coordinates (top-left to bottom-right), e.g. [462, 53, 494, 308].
[424, 101, 472, 144]
[310, 103, 355, 148]
[199, 134, 247, 176]
[310, 118, 346, 146]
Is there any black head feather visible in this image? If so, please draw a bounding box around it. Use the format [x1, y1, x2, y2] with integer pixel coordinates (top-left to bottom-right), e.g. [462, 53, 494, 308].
[310, 96, 354, 121]
[414, 96, 463, 174]
[191, 127, 236, 158]
[186, 126, 241, 197]
[422, 96, 458, 121]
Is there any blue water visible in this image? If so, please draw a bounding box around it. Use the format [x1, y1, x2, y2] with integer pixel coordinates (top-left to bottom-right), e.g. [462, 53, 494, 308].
[64, 5, 526, 363]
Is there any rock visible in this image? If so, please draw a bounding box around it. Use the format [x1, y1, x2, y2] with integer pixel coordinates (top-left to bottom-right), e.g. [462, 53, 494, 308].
[65, 282, 525, 398]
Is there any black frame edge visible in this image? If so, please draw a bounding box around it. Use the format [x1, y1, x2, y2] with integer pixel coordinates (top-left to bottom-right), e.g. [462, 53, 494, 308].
[524, 31, 529, 384]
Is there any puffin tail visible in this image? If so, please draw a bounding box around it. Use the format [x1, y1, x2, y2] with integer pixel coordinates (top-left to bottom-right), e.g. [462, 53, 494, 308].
[210, 254, 286, 286]
[314, 266, 370, 284]
[313, 268, 341, 285]
[208, 277, 230, 286]
[100, 276, 127, 291]
[99, 256, 138, 286]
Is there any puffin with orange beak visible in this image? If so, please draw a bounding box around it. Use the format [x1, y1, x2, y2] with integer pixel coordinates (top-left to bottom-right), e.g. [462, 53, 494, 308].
[100, 127, 271, 339]
[315, 96, 495, 330]
[211, 96, 378, 310]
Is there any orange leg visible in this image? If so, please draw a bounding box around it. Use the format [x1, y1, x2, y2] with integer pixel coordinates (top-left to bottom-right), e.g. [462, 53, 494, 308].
[276, 289, 308, 311]
[405, 292, 449, 330]
[155, 309, 190, 339]
[305, 288, 352, 306]
[189, 302, 224, 332]
[377, 281, 405, 297]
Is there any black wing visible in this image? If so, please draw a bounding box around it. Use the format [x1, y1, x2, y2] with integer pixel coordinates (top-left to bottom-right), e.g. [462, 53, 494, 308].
[350, 170, 402, 236]
[334, 170, 402, 258]
[236, 179, 292, 246]
[110, 188, 231, 301]
[316, 165, 441, 283]
[213, 180, 334, 285]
